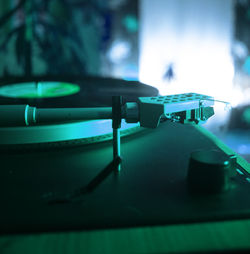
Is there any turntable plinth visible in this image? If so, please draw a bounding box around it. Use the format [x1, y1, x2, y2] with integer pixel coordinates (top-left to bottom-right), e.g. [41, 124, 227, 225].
[0, 120, 250, 253]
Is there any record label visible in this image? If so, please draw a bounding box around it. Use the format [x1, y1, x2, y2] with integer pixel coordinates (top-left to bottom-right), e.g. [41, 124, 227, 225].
[0, 82, 80, 99]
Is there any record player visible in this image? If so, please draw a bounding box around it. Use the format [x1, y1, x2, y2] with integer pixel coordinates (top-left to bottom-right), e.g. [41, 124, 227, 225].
[0, 76, 250, 253]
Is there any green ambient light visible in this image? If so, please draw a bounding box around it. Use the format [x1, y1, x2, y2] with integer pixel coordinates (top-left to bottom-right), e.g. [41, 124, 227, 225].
[123, 15, 138, 33]
[0, 82, 80, 98]
[242, 107, 250, 124]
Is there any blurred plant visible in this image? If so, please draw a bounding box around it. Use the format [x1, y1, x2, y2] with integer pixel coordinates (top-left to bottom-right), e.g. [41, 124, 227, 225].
[0, 0, 112, 76]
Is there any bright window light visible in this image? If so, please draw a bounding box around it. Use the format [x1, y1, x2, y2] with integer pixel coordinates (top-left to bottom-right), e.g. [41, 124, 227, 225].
[139, 0, 236, 105]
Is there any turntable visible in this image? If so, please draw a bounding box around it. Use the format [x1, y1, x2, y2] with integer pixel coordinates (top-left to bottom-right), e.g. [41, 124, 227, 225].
[0, 76, 250, 253]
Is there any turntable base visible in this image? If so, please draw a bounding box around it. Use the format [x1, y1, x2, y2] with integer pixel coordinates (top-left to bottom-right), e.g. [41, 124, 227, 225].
[0, 122, 250, 253]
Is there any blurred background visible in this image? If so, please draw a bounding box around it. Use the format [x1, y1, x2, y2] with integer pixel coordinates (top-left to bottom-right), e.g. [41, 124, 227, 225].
[0, 0, 249, 161]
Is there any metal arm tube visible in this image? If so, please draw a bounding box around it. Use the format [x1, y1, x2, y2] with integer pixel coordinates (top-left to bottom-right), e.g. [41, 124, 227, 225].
[36, 107, 112, 124]
[0, 105, 113, 126]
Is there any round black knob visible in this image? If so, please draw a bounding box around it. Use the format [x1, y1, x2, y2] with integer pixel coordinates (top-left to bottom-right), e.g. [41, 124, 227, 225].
[187, 150, 236, 194]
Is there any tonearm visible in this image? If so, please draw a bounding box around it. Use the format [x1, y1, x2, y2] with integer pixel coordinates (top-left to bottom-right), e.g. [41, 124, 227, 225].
[0, 93, 215, 169]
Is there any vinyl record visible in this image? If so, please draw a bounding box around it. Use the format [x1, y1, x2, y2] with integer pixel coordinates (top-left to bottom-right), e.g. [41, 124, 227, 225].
[0, 75, 159, 108]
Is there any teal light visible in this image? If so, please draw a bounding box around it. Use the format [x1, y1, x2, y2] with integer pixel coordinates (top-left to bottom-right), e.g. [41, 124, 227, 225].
[122, 77, 138, 81]
[243, 56, 250, 75]
[122, 64, 138, 81]
[242, 107, 250, 124]
[123, 15, 138, 33]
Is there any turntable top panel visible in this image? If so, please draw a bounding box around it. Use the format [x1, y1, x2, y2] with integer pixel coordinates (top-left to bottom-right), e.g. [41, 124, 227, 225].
[0, 121, 249, 235]
[0, 121, 250, 253]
